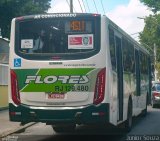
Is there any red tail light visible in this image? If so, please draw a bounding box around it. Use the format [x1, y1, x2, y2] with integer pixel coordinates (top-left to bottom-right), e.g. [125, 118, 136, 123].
[93, 68, 106, 105]
[10, 70, 21, 105]
[153, 92, 160, 97]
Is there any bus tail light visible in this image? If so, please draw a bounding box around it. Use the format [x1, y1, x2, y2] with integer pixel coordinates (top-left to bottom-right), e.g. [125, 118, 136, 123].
[10, 70, 21, 105]
[93, 68, 106, 105]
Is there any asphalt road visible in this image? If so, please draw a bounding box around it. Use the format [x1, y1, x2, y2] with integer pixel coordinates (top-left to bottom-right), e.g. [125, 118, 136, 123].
[6, 106, 160, 141]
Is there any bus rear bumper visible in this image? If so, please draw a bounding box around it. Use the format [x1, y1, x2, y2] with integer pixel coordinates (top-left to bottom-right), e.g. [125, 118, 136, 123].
[9, 103, 109, 124]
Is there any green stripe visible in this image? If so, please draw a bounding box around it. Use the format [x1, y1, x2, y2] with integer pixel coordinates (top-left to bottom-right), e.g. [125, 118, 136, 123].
[14, 68, 95, 93]
[14, 69, 38, 90]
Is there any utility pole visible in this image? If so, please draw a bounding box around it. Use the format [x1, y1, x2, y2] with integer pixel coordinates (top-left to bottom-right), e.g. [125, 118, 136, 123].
[70, 0, 73, 13]
[0, 28, 2, 38]
[154, 43, 158, 81]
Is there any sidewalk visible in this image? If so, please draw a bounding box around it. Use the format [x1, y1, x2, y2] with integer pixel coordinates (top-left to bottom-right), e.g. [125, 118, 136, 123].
[0, 109, 35, 138]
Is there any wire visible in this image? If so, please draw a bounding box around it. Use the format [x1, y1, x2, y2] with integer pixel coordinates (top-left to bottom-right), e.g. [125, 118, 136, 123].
[78, 0, 83, 13]
[93, 0, 98, 13]
[66, 0, 76, 13]
[66, 0, 70, 10]
[100, 0, 105, 15]
[82, 0, 87, 13]
[85, 0, 90, 12]
[72, 1, 76, 12]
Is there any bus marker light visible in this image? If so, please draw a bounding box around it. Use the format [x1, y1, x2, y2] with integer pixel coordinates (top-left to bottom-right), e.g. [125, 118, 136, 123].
[10, 112, 21, 116]
[98, 112, 105, 116]
[92, 112, 105, 116]
[92, 113, 99, 116]
[10, 112, 16, 116]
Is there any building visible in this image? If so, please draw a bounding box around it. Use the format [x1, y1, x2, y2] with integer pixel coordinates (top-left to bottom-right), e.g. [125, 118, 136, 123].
[0, 37, 9, 110]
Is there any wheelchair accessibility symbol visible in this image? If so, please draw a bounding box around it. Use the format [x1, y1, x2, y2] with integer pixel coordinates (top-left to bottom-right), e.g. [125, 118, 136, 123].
[14, 58, 21, 67]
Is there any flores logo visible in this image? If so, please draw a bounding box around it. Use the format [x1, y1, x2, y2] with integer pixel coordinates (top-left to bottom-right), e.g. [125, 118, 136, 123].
[25, 75, 89, 84]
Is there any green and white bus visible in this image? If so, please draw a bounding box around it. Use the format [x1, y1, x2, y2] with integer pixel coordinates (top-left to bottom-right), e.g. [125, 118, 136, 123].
[9, 13, 151, 132]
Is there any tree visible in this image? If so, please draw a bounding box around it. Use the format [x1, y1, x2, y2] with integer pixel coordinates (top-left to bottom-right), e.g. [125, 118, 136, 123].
[140, 0, 160, 13]
[140, 0, 160, 80]
[0, 0, 51, 38]
[139, 15, 160, 61]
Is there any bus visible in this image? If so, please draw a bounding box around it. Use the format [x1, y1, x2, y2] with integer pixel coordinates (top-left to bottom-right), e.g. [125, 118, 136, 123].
[9, 13, 151, 132]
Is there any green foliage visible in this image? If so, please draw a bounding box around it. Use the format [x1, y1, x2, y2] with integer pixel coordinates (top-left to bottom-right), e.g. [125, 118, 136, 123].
[155, 62, 160, 80]
[140, 15, 160, 48]
[0, 0, 51, 38]
[140, 0, 160, 13]
[139, 0, 160, 79]
[139, 15, 160, 75]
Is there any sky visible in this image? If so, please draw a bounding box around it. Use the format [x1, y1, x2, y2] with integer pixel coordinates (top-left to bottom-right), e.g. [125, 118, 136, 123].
[48, 0, 152, 41]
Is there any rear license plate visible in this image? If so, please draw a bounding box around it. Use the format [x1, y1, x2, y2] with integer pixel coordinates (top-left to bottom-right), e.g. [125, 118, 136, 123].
[47, 93, 66, 99]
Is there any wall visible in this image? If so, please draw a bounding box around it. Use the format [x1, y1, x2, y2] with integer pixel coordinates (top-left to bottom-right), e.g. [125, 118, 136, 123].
[0, 86, 8, 109]
[0, 38, 9, 110]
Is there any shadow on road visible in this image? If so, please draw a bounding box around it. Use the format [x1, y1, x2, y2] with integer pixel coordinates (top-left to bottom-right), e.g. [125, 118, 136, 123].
[12, 124, 127, 141]
[10, 106, 160, 141]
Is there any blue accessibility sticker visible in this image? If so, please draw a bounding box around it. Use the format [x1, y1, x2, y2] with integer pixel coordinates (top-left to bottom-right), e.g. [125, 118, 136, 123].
[14, 58, 21, 67]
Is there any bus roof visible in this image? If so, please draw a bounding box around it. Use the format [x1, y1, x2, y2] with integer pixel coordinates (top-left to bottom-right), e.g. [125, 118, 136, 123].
[15, 13, 101, 21]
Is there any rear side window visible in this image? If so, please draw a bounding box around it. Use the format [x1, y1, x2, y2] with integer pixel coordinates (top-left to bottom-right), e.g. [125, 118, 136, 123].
[140, 51, 148, 75]
[122, 38, 135, 73]
[109, 27, 116, 71]
[15, 16, 100, 60]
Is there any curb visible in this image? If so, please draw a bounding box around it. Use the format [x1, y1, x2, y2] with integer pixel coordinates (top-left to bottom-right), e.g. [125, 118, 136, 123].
[0, 107, 8, 111]
[0, 122, 36, 138]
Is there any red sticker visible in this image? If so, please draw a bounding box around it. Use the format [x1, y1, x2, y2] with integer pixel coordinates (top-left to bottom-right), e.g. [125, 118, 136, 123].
[68, 34, 93, 49]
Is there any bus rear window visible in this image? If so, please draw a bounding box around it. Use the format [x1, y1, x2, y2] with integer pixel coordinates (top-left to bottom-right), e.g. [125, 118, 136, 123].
[15, 16, 100, 60]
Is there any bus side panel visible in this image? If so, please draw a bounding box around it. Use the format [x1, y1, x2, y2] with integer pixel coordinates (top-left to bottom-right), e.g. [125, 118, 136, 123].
[105, 17, 119, 126]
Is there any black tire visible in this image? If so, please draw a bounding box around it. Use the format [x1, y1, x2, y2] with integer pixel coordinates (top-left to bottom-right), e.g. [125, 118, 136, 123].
[52, 124, 76, 133]
[142, 105, 147, 117]
[142, 95, 148, 117]
[125, 100, 132, 132]
[151, 100, 156, 108]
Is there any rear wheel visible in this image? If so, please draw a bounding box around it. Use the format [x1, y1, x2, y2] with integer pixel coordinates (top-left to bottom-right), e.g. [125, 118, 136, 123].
[52, 124, 76, 133]
[142, 95, 148, 117]
[151, 99, 156, 108]
[125, 99, 132, 132]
